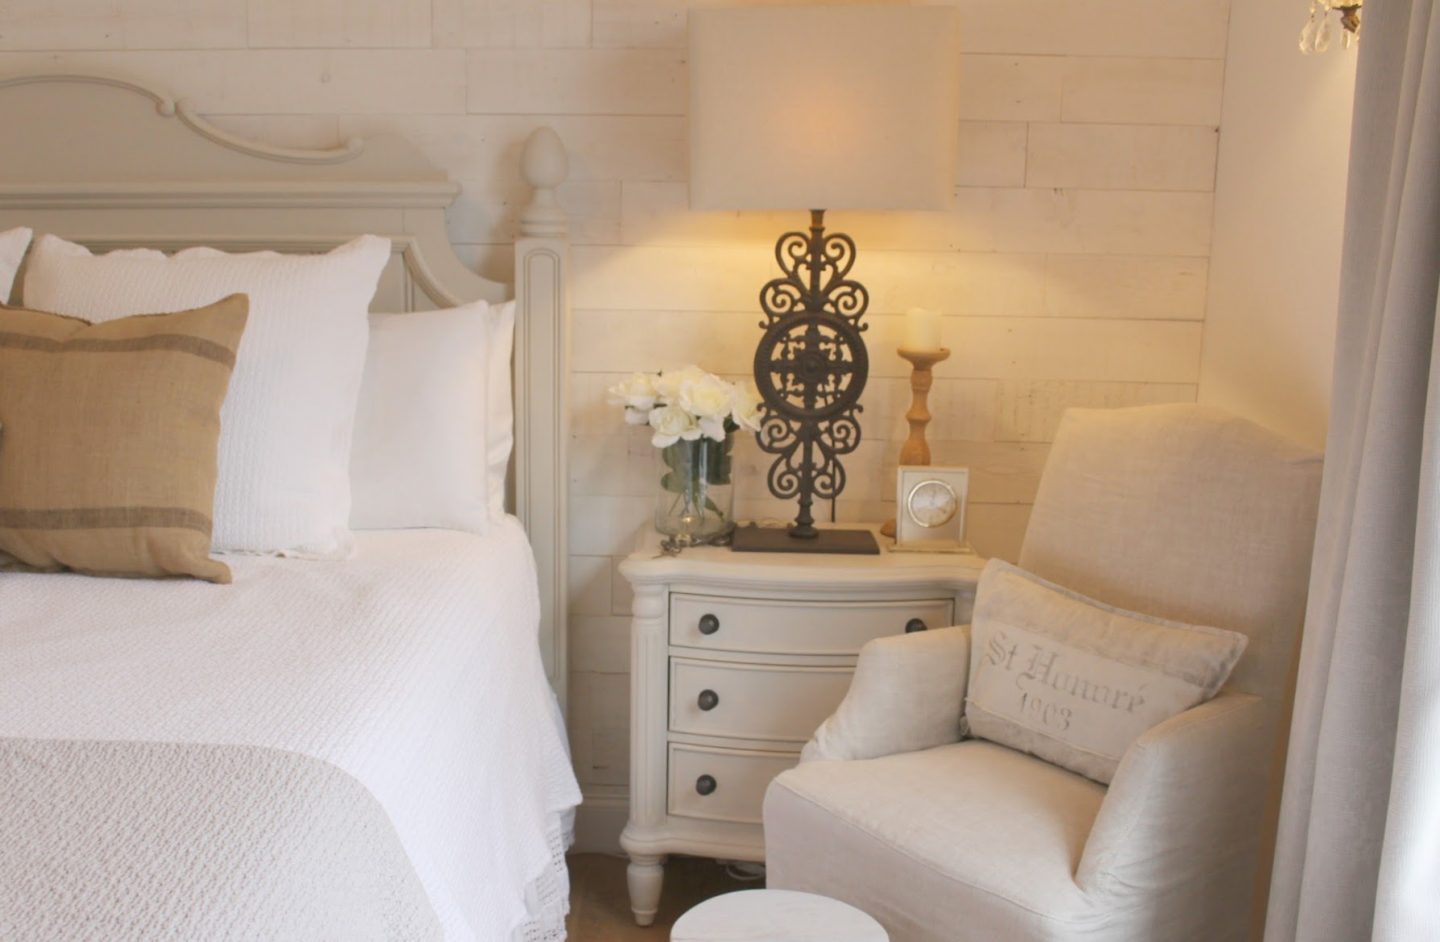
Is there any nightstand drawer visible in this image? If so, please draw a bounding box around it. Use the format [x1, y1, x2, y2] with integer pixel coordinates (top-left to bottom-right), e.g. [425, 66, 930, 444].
[670, 594, 955, 655]
[667, 743, 798, 825]
[670, 658, 854, 743]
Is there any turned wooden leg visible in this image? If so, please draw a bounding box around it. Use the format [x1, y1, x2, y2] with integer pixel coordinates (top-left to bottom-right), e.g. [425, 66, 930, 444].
[627, 853, 666, 927]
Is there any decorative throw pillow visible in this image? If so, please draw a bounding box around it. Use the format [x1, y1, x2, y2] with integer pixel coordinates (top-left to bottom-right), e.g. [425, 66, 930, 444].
[21, 234, 390, 557]
[966, 559, 1248, 784]
[0, 296, 249, 583]
[349, 303, 492, 533]
[0, 226, 33, 302]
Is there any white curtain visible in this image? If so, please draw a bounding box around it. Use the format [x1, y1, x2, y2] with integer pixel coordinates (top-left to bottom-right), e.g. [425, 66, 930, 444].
[1265, 0, 1440, 939]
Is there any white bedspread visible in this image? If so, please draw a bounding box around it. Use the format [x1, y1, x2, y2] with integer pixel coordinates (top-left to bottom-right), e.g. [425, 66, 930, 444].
[0, 516, 580, 941]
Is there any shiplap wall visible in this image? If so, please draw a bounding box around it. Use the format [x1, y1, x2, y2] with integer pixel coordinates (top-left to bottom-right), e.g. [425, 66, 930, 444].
[0, 0, 1228, 827]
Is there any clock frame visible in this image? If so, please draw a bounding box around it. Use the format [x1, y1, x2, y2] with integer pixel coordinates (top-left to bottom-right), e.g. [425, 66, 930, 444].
[893, 465, 970, 552]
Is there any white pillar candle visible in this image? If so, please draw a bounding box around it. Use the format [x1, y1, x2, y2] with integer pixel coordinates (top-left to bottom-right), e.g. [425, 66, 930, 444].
[903, 307, 943, 351]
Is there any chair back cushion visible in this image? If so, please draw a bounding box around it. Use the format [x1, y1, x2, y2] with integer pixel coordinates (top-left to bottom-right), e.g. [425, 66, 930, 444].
[1018, 405, 1322, 699]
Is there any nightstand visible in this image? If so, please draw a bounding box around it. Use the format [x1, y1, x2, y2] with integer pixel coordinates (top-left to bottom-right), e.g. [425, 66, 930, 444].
[617, 526, 984, 925]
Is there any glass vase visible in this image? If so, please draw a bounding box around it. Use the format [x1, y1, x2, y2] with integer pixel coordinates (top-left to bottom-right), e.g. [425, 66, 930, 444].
[654, 435, 736, 546]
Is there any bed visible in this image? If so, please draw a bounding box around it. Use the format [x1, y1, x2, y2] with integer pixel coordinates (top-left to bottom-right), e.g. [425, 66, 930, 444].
[0, 73, 577, 940]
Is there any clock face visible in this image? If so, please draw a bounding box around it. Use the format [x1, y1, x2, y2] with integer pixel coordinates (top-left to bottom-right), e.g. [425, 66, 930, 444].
[906, 479, 958, 529]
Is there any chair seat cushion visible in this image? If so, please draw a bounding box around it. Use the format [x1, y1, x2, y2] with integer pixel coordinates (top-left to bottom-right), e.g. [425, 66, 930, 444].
[764, 741, 1111, 942]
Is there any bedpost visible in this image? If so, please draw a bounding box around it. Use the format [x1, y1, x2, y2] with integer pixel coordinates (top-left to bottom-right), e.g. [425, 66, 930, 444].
[516, 126, 570, 709]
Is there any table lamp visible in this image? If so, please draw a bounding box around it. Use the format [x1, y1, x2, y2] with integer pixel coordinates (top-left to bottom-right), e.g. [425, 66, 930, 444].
[689, 4, 961, 554]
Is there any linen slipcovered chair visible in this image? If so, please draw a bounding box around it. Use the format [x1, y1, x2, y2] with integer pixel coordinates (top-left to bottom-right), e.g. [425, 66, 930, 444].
[763, 405, 1323, 942]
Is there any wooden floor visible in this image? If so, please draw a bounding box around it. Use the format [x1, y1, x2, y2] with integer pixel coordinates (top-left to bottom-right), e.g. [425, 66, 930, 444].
[565, 853, 761, 940]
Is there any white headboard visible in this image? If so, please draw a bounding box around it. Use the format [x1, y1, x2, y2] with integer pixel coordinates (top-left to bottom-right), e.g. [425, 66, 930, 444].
[0, 72, 571, 705]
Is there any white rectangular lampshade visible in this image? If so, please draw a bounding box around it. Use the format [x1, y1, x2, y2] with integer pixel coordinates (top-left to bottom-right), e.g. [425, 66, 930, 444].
[688, 4, 961, 212]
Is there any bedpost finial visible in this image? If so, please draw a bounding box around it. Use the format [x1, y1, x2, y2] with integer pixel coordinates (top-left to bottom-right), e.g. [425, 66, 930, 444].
[521, 126, 568, 239]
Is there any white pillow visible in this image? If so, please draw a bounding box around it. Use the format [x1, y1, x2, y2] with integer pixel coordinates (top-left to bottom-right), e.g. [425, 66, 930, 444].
[22, 233, 390, 557]
[485, 300, 516, 518]
[0, 226, 33, 302]
[966, 559, 1248, 784]
[350, 302, 492, 533]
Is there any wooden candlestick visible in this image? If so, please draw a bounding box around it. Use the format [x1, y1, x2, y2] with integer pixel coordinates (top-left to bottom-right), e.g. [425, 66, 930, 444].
[881, 347, 951, 539]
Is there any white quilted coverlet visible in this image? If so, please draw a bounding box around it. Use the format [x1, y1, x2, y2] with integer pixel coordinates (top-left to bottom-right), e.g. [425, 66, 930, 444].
[0, 517, 580, 940]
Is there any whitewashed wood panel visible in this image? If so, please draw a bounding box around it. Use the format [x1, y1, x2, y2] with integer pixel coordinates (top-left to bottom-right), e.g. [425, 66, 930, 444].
[954, 0, 1230, 59]
[0, 0, 246, 50]
[568, 671, 630, 786]
[571, 429, 655, 498]
[597, 221, 1051, 312]
[433, 0, 591, 48]
[1062, 57, 1226, 126]
[207, 114, 345, 149]
[573, 246, 774, 312]
[612, 188, 1211, 256]
[857, 377, 1000, 443]
[957, 121, 1029, 187]
[467, 48, 686, 115]
[570, 554, 616, 617]
[592, 0, 688, 48]
[0, 50, 467, 114]
[947, 318, 1203, 382]
[337, 113, 683, 189]
[569, 494, 653, 557]
[247, 0, 431, 49]
[592, 0, 910, 48]
[574, 310, 1203, 382]
[996, 379, 1198, 442]
[1027, 123, 1219, 191]
[570, 372, 628, 430]
[952, 188, 1214, 256]
[571, 614, 631, 672]
[926, 441, 1050, 504]
[958, 55, 1065, 122]
[964, 503, 1033, 562]
[1042, 255, 1209, 319]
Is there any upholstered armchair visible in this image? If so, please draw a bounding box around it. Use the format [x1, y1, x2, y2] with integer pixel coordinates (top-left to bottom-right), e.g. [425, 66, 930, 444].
[763, 405, 1323, 942]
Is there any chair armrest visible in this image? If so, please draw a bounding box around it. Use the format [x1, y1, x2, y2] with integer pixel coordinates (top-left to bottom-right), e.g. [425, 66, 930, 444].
[800, 625, 970, 763]
[1076, 691, 1272, 899]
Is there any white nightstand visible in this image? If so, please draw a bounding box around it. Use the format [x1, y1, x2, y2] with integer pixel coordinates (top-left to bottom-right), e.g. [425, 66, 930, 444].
[617, 526, 984, 925]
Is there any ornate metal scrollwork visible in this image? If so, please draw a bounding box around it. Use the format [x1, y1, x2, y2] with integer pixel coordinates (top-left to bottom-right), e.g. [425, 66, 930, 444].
[752, 209, 870, 539]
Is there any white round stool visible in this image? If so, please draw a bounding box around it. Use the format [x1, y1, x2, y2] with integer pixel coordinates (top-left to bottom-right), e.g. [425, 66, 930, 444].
[671, 889, 888, 942]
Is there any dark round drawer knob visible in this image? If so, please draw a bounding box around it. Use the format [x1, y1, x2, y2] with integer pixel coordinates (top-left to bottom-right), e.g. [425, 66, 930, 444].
[695, 774, 717, 796]
[697, 689, 720, 711]
[905, 617, 928, 633]
[698, 613, 720, 635]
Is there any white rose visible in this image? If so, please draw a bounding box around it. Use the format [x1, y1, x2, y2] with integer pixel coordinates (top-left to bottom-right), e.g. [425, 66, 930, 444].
[679, 374, 735, 421]
[730, 381, 764, 432]
[649, 404, 702, 447]
[697, 415, 728, 442]
[654, 365, 707, 403]
[606, 372, 659, 412]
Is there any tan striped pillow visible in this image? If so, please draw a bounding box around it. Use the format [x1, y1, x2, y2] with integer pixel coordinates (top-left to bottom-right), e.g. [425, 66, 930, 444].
[0, 295, 248, 583]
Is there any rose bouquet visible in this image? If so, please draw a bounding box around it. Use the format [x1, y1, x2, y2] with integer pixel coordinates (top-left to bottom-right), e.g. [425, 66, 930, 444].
[608, 366, 762, 545]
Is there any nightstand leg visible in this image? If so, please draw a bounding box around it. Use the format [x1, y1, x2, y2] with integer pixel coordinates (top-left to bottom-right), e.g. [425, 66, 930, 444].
[626, 853, 666, 926]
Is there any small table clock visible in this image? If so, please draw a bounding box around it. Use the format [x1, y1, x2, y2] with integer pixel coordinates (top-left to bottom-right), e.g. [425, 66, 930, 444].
[893, 465, 970, 552]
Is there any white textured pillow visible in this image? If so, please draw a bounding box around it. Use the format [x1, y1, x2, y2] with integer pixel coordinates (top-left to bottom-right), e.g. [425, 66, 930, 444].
[485, 300, 516, 518]
[22, 233, 390, 557]
[967, 559, 1248, 783]
[350, 303, 491, 533]
[0, 227, 33, 302]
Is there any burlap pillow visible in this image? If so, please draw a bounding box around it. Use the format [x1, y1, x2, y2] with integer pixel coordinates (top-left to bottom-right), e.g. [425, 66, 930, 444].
[966, 559, 1248, 783]
[0, 295, 248, 582]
